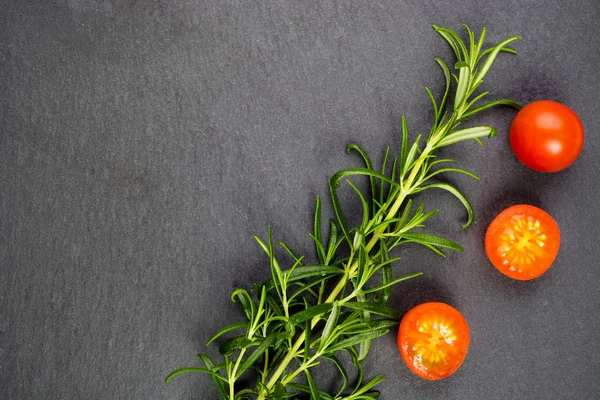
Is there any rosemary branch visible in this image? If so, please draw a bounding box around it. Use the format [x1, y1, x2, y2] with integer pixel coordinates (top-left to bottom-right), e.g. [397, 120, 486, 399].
[168, 24, 522, 400]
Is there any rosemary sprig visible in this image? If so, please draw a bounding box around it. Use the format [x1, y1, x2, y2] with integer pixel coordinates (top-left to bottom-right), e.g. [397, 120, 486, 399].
[167, 24, 522, 399]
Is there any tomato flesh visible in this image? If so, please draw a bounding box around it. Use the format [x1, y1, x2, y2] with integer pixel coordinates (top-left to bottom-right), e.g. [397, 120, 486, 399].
[397, 302, 470, 380]
[485, 205, 560, 280]
[510, 100, 584, 172]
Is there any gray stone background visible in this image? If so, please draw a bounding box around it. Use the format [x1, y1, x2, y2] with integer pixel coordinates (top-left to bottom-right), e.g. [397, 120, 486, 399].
[1, 1, 599, 399]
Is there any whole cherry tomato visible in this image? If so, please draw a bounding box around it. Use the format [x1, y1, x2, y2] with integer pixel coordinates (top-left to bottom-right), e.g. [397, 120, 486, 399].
[510, 100, 583, 172]
[485, 204, 560, 280]
[397, 302, 470, 380]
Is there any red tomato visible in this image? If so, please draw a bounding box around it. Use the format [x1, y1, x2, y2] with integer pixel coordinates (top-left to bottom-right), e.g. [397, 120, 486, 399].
[509, 100, 584, 172]
[485, 205, 560, 280]
[397, 302, 470, 380]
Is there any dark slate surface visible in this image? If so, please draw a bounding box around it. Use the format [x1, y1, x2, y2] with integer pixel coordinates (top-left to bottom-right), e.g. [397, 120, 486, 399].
[1, 1, 599, 399]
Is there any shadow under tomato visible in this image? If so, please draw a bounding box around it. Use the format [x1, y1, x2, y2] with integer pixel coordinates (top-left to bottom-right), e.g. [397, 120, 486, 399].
[388, 276, 456, 315]
[402, 367, 465, 392]
[503, 69, 565, 106]
[492, 266, 553, 298]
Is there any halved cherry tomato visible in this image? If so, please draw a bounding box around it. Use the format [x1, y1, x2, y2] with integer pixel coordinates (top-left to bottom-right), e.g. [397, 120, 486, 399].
[510, 100, 584, 172]
[397, 302, 470, 380]
[485, 204, 560, 280]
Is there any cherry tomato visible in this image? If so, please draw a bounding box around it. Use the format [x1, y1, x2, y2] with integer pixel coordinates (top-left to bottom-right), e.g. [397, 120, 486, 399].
[485, 205, 560, 280]
[509, 100, 584, 172]
[397, 302, 470, 380]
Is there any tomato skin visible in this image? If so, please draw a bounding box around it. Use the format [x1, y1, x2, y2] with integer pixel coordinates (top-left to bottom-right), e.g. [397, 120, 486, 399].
[397, 302, 470, 380]
[509, 100, 584, 172]
[485, 204, 560, 280]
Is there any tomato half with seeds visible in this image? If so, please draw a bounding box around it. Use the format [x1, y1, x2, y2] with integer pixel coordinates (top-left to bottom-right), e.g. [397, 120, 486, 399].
[485, 204, 560, 280]
[397, 302, 470, 380]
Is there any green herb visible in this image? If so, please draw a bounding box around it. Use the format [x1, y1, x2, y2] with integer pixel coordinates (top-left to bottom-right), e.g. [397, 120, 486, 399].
[168, 24, 521, 399]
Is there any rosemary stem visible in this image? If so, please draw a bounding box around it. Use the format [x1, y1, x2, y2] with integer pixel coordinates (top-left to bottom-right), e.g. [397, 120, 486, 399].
[259, 331, 305, 398]
[349, 141, 436, 277]
[261, 349, 269, 384]
[229, 348, 247, 398]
